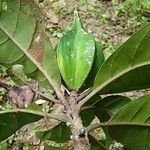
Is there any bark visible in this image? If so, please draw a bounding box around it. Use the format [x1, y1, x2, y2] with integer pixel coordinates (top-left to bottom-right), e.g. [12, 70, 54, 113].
[71, 117, 90, 150]
[65, 94, 91, 150]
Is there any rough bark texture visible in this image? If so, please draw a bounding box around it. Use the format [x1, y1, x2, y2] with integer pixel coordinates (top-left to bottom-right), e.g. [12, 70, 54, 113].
[64, 94, 91, 150]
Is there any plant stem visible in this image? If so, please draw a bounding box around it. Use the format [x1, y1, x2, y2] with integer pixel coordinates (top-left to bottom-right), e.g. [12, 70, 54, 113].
[65, 95, 91, 150]
[77, 90, 95, 110]
[31, 87, 61, 104]
[77, 88, 92, 102]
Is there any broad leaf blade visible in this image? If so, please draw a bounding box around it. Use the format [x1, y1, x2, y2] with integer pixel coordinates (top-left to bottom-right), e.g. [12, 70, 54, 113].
[106, 96, 150, 150]
[82, 41, 104, 89]
[37, 123, 71, 143]
[94, 24, 150, 94]
[0, 0, 61, 89]
[94, 95, 131, 122]
[81, 109, 95, 127]
[0, 0, 20, 34]
[89, 134, 107, 150]
[0, 109, 44, 141]
[57, 12, 95, 90]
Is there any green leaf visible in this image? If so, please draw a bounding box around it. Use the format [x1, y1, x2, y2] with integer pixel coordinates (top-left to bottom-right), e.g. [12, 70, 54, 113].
[37, 123, 71, 143]
[82, 41, 104, 89]
[143, 0, 150, 11]
[44, 145, 66, 150]
[7, 64, 27, 85]
[57, 11, 95, 90]
[80, 95, 101, 127]
[94, 95, 131, 122]
[81, 109, 95, 127]
[106, 96, 150, 150]
[0, 0, 61, 90]
[92, 95, 131, 148]
[0, 109, 44, 141]
[27, 103, 41, 111]
[94, 24, 150, 94]
[89, 134, 107, 150]
[71, 10, 83, 31]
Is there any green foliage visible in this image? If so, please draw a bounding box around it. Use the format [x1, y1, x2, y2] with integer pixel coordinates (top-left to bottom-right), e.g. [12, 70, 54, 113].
[88, 134, 106, 150]
[94, 24, 150, 94]
[113, 0, 150, 16]
[0, 0, 61, 90]
[0, 109, 43, 141]
[37, 123, 71, 143]
[107, 96, 150, 150]
[0, 0, 150, 150]
[93, 95, 131, 122]
[82, 41, 104, 89]
[56, 11, 95, 90]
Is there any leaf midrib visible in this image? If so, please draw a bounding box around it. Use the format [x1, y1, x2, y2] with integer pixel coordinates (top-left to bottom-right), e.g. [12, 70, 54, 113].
[98, 122, 150, 127]
[0, 24, 58, 90]
[79, 26, 150, 106]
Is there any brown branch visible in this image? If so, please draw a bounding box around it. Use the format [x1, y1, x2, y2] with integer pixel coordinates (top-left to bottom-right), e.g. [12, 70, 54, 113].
[86, 123, 103, 133]
[46, 113, 67, 122]
[77, 89, 97, 110]
[77, 88, 92, 102]
[30, 87, 61, 104]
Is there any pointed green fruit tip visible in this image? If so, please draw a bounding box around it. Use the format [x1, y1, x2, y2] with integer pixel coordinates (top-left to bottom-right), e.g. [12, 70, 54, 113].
[74, 9, 79, 17]
[73, 10, 80, 22]
[72, 9, 82, 30]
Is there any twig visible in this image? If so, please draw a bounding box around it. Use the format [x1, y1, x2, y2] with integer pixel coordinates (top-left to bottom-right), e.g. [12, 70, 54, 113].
[86, 123, 103, 133]
[0, 79, 61, 105]
[46, 113, 67, 122]
[77, 90, 96, 110]
[31, 87, 61, 104]
[77, 88, 93, 102]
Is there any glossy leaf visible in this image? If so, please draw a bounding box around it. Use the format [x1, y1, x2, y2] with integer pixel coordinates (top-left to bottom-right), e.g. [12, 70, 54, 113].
[0, 109, 44, 141]
[80, 95, 101, 126]
[81, 109, 95, 127]
[92, 95, 131, 148]
[0, 0, 60, 90]
[94, 95, 131, 122]
[57, 11, 95, 90]
[82, 41, 104, 89]
[94, 24, 150, 94]
[37, 123, 71, 143]
[106, 96, 150, 150]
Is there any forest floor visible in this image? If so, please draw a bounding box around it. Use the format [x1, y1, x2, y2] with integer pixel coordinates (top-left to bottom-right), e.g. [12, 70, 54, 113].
[0, 0, 150, 149]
